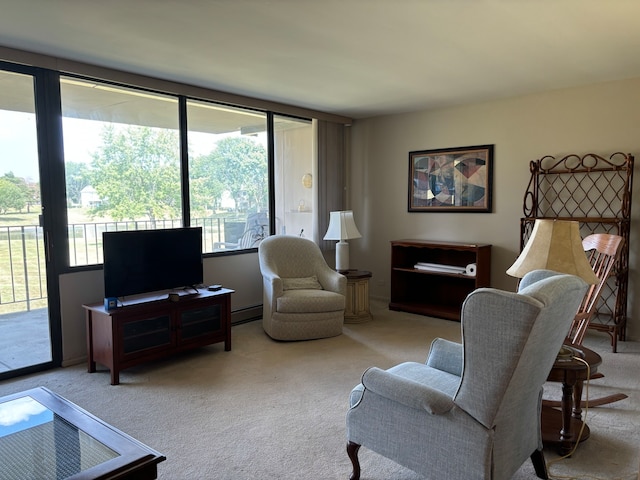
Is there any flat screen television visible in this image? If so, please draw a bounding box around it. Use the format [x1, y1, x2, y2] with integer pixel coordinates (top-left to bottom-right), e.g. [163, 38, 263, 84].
[103, 227, 203, 298]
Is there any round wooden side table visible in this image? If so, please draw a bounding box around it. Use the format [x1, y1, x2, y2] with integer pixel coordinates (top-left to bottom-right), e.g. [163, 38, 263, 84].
[541, 345, 602, 455]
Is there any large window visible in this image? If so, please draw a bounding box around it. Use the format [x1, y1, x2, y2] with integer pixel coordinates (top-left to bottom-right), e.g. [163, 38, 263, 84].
[61, 78, 181, 266]
[60, 78, 273, 265]
[186, 100, 268, 252]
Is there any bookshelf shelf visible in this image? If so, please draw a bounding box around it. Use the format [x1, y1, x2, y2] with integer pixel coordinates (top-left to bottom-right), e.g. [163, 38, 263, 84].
[389, 240, 491, 321]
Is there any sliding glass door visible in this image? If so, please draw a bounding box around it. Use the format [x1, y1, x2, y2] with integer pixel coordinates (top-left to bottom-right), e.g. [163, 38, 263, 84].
[0, 67, 58, 377]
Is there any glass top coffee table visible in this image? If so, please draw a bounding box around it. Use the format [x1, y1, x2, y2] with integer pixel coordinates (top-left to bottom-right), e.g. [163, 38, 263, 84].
[0, 387, 165, 479]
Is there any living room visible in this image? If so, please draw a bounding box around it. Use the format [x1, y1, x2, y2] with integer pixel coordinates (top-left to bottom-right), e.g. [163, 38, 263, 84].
[1, 2, 639, 479]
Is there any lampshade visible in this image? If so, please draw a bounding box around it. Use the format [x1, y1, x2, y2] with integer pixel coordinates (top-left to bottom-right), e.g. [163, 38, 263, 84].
[323, 211, 362, 241]
[506, 219, 599, 284]
[323, 211, 362, 272]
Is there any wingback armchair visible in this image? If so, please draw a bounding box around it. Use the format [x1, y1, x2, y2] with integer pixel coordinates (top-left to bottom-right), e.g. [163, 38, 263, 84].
[258, 235, 346, 341]
[346, 270, 588, 480]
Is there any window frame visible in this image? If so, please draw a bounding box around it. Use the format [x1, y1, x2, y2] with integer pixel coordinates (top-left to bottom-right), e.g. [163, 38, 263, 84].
[53, 74, 300, 270]
[0, 50, 350, 273]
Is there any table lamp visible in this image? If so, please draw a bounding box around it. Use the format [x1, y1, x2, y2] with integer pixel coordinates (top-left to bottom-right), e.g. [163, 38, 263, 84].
[323, 210, 362, 273]
[506, 219, 599, 285]
[507, 219, 598, 360]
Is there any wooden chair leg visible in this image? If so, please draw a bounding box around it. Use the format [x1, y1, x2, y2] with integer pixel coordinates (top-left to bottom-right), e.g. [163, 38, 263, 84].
[347, 441, 361, 480]
[531, 449, 549, 479]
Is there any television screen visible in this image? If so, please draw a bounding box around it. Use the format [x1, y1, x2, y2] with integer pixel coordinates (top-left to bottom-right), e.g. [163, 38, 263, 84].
[103, 227, 203, 298]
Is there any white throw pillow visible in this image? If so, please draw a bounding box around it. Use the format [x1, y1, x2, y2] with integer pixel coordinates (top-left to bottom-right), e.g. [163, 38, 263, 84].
[282, 275, 323, 290]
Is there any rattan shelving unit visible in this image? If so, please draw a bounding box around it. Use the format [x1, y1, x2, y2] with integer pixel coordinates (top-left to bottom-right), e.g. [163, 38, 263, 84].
[518, 152, 634, 352]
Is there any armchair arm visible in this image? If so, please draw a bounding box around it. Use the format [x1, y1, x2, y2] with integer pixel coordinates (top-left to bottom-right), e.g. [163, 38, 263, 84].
[261, 268, 283, 314]
[426, 338, 463, 377]
[361, 367, 455, 415]
[316, 268, 346, 295]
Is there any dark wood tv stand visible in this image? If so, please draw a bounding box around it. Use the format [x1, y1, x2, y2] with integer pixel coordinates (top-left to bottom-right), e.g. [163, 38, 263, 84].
[83, 288, 234, 385]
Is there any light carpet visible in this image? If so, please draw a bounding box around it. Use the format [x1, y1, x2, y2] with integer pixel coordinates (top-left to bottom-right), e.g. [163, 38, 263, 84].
[0, 299, 638, 480]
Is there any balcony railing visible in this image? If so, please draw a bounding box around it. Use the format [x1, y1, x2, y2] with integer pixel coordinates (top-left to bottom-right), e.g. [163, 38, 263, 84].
[0, 225, 46, 313]
[0, 216, 246, 313]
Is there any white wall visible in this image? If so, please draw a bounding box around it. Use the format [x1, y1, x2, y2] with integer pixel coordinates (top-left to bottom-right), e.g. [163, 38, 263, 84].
[59, 254, 262, 365]
[348, 77, 640, 340]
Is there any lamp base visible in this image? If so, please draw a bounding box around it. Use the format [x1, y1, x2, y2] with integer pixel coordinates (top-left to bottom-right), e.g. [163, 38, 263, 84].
[335, 241, 350, 272]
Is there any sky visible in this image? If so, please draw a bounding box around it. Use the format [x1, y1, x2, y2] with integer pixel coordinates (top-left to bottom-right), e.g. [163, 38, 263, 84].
[0, 111, 103, 182]
[0, 110, 40, 181]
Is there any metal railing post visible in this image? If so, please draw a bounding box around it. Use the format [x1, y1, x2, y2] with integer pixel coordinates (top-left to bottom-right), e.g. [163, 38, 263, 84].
[21, 226, 31, 312]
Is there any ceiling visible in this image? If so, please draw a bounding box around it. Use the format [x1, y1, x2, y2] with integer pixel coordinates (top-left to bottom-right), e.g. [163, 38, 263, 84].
[1, 1, 640, 120]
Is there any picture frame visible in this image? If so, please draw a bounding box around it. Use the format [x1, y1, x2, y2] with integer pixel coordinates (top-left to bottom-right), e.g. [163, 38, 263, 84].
[408, 144, 494, 212]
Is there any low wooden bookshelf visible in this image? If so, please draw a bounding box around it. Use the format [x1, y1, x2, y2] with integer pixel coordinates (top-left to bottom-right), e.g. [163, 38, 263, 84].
[389, 240, 491, 321]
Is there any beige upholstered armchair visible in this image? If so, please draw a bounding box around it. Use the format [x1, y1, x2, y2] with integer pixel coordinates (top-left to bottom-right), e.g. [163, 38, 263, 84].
[346, 270, 588, 480]
[258, 235, 346, 341]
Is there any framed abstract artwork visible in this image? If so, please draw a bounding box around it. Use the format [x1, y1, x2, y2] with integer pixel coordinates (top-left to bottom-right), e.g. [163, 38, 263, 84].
[408, 144, 494, 212]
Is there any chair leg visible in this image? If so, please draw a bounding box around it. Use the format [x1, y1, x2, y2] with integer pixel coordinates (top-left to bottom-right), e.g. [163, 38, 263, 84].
[531, 449, 549, 480]
[542, 372, 628, 409]
[347, 441, 361, 480]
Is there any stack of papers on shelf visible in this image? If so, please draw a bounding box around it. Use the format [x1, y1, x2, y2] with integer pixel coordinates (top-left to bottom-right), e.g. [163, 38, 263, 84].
[413, 262, 467, 274]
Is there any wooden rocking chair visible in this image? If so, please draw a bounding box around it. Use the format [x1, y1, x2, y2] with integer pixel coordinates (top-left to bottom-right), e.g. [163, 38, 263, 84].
[545, 233, 627, 408]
